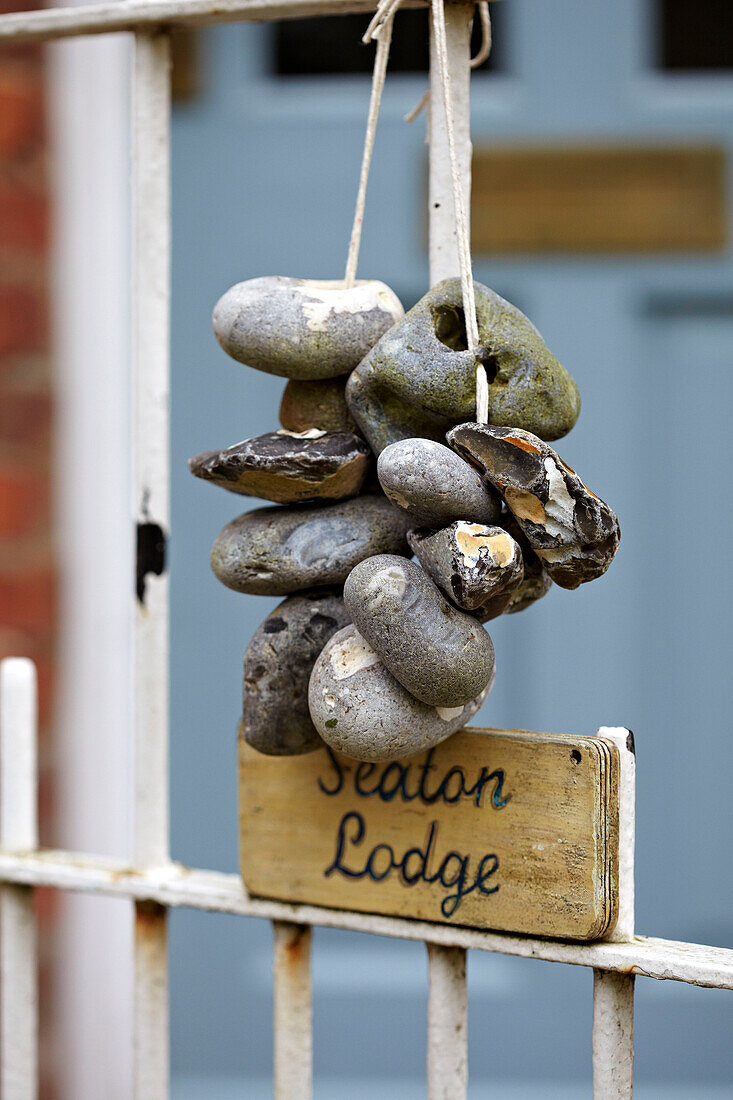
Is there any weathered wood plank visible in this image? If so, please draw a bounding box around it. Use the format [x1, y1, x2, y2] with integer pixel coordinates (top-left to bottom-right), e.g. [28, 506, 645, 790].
[240, 726, 619, 941]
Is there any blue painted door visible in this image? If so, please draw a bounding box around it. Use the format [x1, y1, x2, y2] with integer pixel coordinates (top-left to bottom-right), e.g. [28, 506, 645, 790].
[170, 1, 733, 1093]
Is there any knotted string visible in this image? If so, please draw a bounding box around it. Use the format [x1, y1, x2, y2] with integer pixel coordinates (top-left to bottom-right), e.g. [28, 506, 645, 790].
[345, 0, 490, 424]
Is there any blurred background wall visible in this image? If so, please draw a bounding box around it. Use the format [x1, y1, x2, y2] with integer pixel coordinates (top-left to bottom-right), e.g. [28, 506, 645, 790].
[6, 0, 732, 1094]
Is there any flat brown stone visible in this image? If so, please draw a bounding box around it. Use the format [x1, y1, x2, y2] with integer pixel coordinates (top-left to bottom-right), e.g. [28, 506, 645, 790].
[189, 428, 371, 504]
[279, 378, 357, 434]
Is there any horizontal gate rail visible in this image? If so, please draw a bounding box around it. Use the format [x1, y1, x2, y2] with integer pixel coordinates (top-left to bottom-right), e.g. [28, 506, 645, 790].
[0, 0, 399, 45]
[0, 847, 731, 991]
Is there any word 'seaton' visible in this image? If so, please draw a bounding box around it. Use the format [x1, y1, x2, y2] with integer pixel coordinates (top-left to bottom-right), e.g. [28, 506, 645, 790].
[318, 748, 510, 919]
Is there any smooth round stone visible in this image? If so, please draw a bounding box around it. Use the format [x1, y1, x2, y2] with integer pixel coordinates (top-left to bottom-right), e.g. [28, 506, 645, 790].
[211, 495, 411, 596]
[346, 277, 580, 454]
[308, 625, 492, 762]
[212, 276, 404, 380]
[343, 555, 495, 708]
[448, 423, 620, 590]
[279, 378, 358, 434]
[189, 428, 371, 504]
[377, 438, 501, 527]
[243, 589, 350, 756]
[408, 522, 524, 617]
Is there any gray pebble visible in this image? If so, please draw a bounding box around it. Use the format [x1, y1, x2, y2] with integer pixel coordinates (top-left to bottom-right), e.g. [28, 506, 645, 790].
[243, 589, 350, 756]
[211, 495, 411, 596]
[346, 277, 580, 454]
[343, 555, 495, 708]
[189, 428, 371, 504]
[408, 522, 524, 617]
[308, 624, 492, 762]
[377, 438, 501, 527]
[447, 423, 620, 590]
[212, 276, 404, 380]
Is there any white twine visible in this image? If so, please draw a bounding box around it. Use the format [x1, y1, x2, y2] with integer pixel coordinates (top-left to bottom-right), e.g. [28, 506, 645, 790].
[344, 0, 401, 287]
[345, 0, 490, 424]
[430, 0, 488, 422]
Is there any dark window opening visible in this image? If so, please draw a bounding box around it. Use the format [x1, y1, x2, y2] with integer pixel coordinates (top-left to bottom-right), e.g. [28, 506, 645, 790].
[657, 0, 732, 70]
[273, 7, 504, 77]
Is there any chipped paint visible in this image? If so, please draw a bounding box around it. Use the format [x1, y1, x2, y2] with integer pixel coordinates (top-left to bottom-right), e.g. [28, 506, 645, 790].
[329, 630, 380, 681]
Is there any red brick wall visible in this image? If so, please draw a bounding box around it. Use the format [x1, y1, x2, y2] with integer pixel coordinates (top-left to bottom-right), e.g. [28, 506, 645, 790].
[0, 4, 56, 1093]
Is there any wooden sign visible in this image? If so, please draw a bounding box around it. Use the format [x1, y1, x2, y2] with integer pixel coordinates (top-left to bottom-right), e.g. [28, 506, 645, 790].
[471, 144, 727, 254]
[239, 727, 620, 941]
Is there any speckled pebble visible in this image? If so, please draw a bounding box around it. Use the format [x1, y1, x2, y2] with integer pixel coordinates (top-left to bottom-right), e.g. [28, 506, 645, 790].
[308, 624, 492, 762]
[211, 495, 411, 596]
[279, 378, 358, 434]
[408, 522, 524, 618]
[346, 278, 580, 454]
[188, 428, 370, 504]
[377, 438, 501, 527]
[448, 423, 620, 590]
[343, 554, 495, 708]
[243, 590, 350, 755]
[212, 276, 404, 380]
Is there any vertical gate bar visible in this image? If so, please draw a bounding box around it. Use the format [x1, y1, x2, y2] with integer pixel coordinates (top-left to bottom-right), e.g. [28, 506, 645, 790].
[592, 970, 634, 1100]
[426, 944, 468, 1100]
[132, 29, 172, 1100]
[426, 6, 473, 1098]
[0, 658, 39, 1100]
[593, 728, 636, 1098]
[272, 921, 313, 1100]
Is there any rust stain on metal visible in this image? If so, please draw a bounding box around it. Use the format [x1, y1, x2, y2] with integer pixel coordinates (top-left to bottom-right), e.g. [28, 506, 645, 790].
[135, 899, 167, 928]
[284, 923, 309, 967]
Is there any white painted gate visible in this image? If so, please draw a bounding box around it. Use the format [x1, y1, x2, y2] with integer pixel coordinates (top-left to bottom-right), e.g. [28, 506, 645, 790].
[0, 2, 731, 1098]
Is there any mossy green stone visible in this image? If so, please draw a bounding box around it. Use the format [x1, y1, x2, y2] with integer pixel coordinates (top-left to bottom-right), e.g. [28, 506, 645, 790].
[346, 278, 581, 454]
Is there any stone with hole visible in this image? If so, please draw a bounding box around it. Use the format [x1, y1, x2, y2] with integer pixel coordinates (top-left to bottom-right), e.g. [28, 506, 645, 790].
[343, 554, 495, 708]
[243, 589, 350, 756]
[448, 423, 620, 590]
[377, 437, 501, 527]
[212, 276, 404, 380]
[188, 428, 371, 504]
[345, 277, 580, 454]
[308, 624, 492, 761]
[408, 522, 524, 618]
[211, 494, 411, 596]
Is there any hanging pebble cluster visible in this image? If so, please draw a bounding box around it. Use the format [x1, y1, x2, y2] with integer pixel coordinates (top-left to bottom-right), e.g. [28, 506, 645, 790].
[190, 0, 620, 765]
[190, 273, 620, 763]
